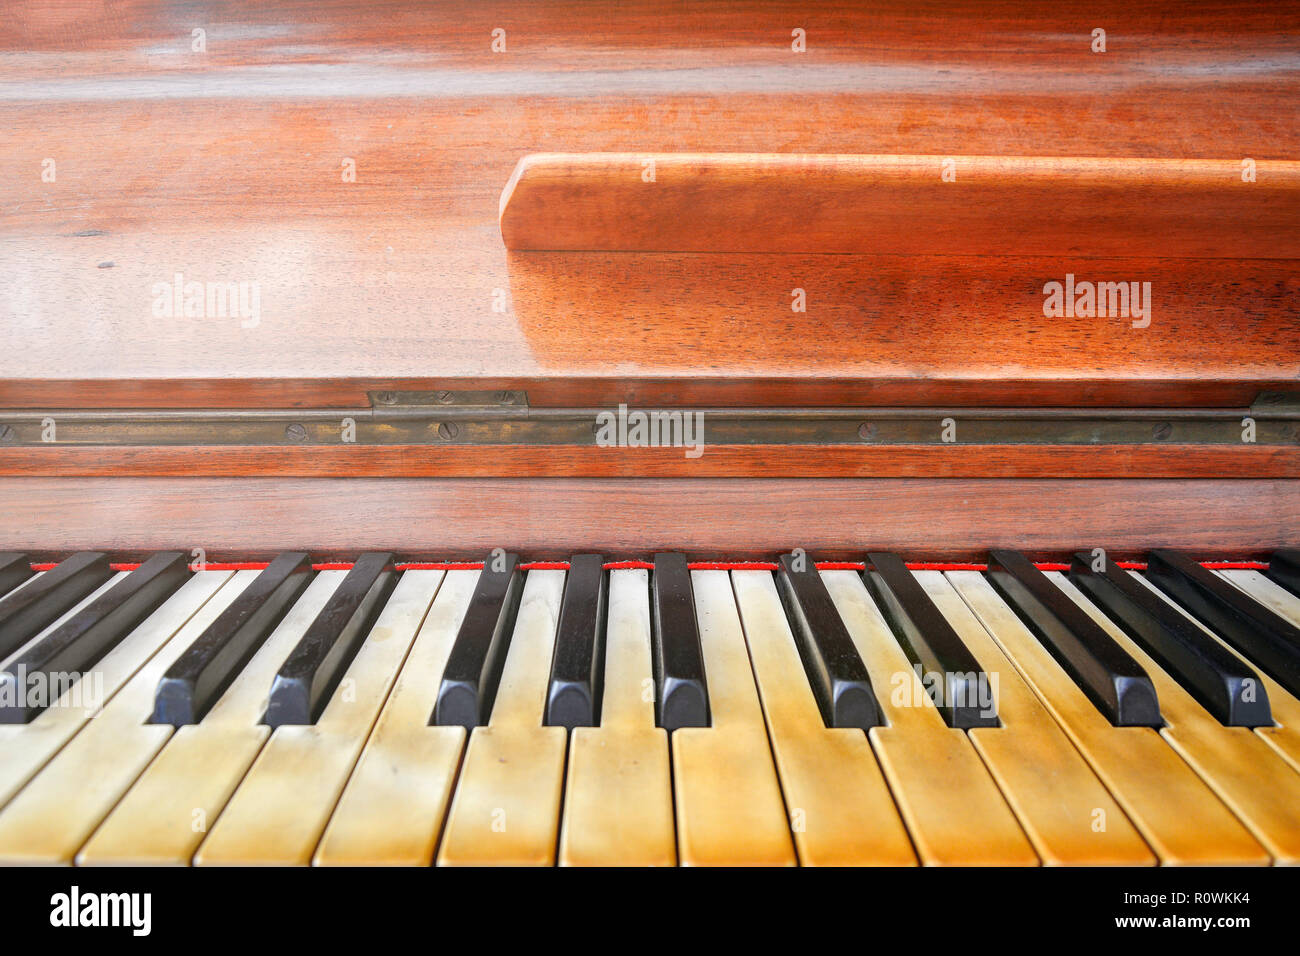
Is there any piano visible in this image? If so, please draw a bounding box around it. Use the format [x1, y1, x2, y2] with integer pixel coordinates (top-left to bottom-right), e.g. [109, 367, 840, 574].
[2, 0, 1299, 873]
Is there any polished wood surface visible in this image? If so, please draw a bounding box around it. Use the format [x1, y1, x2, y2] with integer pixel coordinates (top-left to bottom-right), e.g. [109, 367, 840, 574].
[3, 1, 1299, 410]
[502, 153, 1300, 256]
[3, 443, 1296, 479]
[0, 477, 1293, 559]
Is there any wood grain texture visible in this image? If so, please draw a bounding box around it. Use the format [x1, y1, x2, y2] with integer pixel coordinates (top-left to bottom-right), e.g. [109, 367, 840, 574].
[0, 444, 1295, 479]
[2, 1, 1299, 409]
[500, 153, 1300, 255]
[0, 477, 1292, 560]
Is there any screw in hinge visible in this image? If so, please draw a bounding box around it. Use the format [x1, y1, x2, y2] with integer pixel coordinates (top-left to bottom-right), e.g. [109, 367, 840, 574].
[285, 423, 308, 442]
[1152, 422, 1173, 441]
[435, 390, 454, 404]
[375, 391, 398, 406]
[496, 390, 515, 405]
[857, 422, 877, 441]
[0, 425, 12, 442]
[436, 422, 459, 441]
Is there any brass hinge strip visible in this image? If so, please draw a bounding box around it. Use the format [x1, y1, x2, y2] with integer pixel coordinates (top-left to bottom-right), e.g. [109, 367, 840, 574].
[0, 392, 1296, 447]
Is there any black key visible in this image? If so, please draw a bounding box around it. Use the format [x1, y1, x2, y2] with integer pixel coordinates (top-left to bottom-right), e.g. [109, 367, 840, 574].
[1146, 549, 1300, 700]
[0, 552, 191, 723]
[0, 552, 113, 660]
[1267, 550, 1300, 598]
[865, 552, 997, 728]
[650, 553, 709, 730]
[986, 550, 1161, 727]
[152, 552, 313, 726]
[0, 553, 33, 598]
[263, 553, 398, 727]
[432, 553, 524, 728]
[1068, 552, 1271, 727]
[545, 554, 607, 728]
[776, 552, 880, 730]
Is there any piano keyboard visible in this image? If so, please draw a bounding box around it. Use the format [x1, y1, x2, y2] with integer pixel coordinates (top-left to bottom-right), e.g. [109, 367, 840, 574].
[1, 549, 1299, 866]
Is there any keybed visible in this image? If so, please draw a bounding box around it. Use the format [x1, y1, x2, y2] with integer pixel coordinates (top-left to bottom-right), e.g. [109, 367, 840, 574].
[1, 549, 1299, 865]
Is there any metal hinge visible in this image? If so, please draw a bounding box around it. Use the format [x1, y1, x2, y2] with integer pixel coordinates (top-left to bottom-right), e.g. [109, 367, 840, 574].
[0, 390, 1296, 447]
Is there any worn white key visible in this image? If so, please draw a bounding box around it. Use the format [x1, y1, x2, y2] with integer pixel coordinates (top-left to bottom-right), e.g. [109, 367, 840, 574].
[437, 570, 568, 866]
[1138, 570, 1300, 776]
[823, 570, 1038, 865]
[195, 570, 442, 865]
[949, 570, 1266, 865]
[314, 570, 473, 866]
[731, 569, 915, 865]
[0, 571, 200, 811]
[670, 570, 795, 866]
[559, 569, 675, 866]
[0, 570, 250, 863]
[79, 570, 348, 864]
[916, 571, 1154, 865]
[0, 572, 124, 697]
[1050, 571, 1300, 863]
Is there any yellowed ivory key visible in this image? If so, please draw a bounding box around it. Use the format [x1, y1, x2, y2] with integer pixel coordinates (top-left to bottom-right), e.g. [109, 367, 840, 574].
[730, 569, 915, 865]
[948, 570, 1267, 865]
[0, 570, 252, 864]
[559, 568, 675, 866]
[314, 570, 478, 866]
[0, 570, 136, 809]
[1052, 571, 1300, 863]
[915, 571, 1153, 865]
[822, 569, 1038, 866]
[1212, 570, 1300, 773]
[671, 570, 796, 866]
[437, 570, 569, 866]
[195, 570, 442, 865]
[79, 570, 349, 864]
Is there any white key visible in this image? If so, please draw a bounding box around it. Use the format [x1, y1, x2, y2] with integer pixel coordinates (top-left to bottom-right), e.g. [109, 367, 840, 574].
[731, 569, 914, 865]
[822, 570, 1037, 865]
[0, 571, 124, 670]
[1137, 570, 1300, 774]
[948, 569, 1266, 865]
[559, 569, 675, 866]
[437, 570, 568, 866]
[195, 570, 443, 865]
[79, 570, 348, 864]
[670, 569, 795, 866]
[314, 570, 473, 865]
[0, 570, 248, 863]
[1049, 571, 1300, 862]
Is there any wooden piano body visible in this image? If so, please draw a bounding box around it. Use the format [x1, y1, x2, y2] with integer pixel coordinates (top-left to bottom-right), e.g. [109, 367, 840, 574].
[0, 0, 1298, 868]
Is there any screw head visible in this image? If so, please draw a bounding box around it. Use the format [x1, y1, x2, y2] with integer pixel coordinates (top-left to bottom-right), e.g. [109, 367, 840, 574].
[858, 422, 877, 441]
[437, 422, 459, 441]
[0, 425, 12, 442]
[1152, 422, 1173, 441]
[435, 390, 454, 404]
[496, 390, 514, 405]
[375, 391, 398, 405]
[285, 423, 308, 442]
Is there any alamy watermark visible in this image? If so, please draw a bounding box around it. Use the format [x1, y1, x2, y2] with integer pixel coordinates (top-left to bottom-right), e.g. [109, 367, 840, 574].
[1043, 273, 1151, 328]
[594, 404, 705, 459]
[0, 666, 104, 716]
[151, 272, 261, 328]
